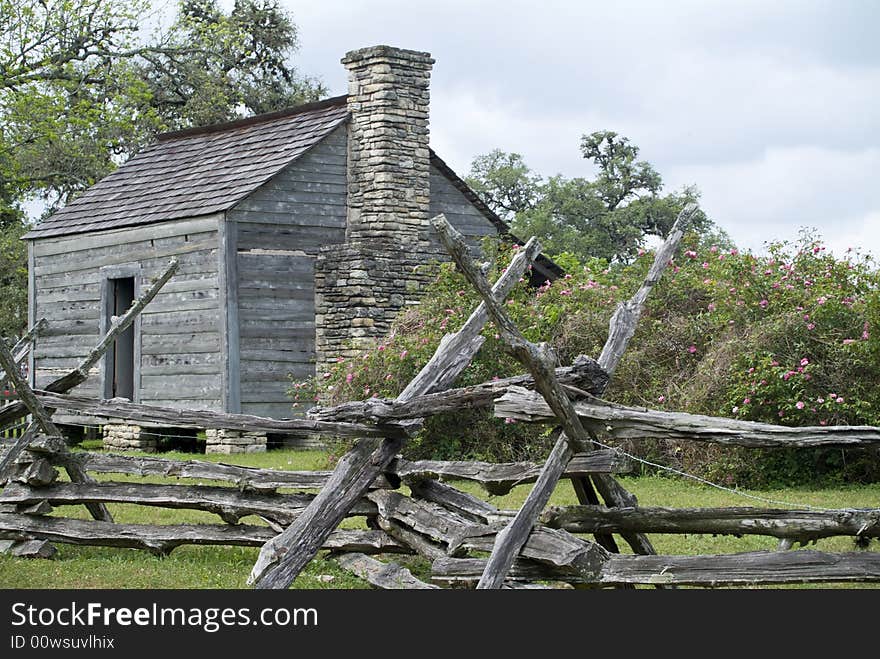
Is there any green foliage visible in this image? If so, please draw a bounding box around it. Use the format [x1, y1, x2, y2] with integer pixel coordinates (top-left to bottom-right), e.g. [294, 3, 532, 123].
[0, 0, 324, 336]
[0, 219, 27, 339]
[299, 231, 880, 486]
[465, 149, 541, 220]
[0, 0, 325, 212]
[465, 131, 715, 263]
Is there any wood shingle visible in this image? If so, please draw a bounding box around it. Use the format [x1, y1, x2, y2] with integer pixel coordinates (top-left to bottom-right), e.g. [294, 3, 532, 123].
[24, 97, 349, 239]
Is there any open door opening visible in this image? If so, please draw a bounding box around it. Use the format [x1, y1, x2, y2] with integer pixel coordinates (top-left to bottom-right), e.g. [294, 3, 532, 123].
[106, 277, 135, 400]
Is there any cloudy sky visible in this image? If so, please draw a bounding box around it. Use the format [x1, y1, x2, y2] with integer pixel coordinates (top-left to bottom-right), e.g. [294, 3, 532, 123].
[283, 0, 879, 257]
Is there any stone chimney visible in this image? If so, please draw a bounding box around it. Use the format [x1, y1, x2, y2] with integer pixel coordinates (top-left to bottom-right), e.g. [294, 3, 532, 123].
[342, 45, 434, 245]
[314, 46, 438, 378]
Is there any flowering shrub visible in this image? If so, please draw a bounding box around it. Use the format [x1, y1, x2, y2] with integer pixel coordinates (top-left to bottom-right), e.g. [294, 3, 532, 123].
[292, 231, 880, 485]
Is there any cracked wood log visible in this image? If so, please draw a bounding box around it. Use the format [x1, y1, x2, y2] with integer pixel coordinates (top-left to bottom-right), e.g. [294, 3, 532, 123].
[7, 457, 58, 487]
[248, 224, 542, 589]
[32, 389, 409, 441]
[0, 481, 377, 526]
[433, 549, 880, 587]
[407, 478, 500, 524]
[601, 550, 880, 586]
[0, 259, 179, 431]
[307, 355, 609, 423]
[0, 336, 112, 523]
[388, 448, 629, 496]
[0, 513, 406, 556]
[376, 517, 448, 561]
[0, 318, 47, 385]
[496, 388, 880, 449]
[368, 486, 609, 577]
[435, 214, 609, 589]
[368, 489, 478, 553]
[68, 452, 333, 490]
[25, 434, 393, 491]
[541, 504, 880, 541]
[336, 553, 439, 589]
[570, 474, 620, 553]
[577, 206, 699, 561]
[458, 523, 609, 577]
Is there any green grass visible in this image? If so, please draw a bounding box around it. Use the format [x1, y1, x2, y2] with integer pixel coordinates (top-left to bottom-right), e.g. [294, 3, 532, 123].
[1, 448, 878, 589]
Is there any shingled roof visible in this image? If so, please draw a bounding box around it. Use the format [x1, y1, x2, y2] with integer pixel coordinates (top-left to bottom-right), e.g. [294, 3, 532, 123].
[22, 95, 563, 278]
[23, 96, 350, 239]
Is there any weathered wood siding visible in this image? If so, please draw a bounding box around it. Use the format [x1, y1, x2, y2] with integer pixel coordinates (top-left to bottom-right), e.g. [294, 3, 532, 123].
[429, 168, 499, 249]
[228, 126, 347, 419]
[29, 216, 223, 416]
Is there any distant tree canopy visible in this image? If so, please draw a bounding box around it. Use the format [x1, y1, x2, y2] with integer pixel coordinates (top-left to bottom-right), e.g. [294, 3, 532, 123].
[0, 0, 324, 338]
[0, 0, 325, 216]
[466, 131, 718, 263]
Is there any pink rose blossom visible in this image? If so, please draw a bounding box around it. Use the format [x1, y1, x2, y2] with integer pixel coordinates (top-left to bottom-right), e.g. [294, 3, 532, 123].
[795, 401, 805, 410]
[800, 358, 809, 366]
[687, 345, 697, 354]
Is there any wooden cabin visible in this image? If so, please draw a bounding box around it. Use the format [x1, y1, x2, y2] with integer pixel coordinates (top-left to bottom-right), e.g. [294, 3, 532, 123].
[23, 46, 558, 450]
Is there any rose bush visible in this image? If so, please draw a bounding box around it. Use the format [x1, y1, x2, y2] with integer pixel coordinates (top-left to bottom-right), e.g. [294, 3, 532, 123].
[292, 231, 880, 486]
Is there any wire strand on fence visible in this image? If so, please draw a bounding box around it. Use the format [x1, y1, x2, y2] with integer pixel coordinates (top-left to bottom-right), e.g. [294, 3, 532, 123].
[586, 434, 836, 512]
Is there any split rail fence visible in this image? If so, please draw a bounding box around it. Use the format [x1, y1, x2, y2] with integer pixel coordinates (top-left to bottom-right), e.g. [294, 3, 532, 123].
[1, 212, 879, 587]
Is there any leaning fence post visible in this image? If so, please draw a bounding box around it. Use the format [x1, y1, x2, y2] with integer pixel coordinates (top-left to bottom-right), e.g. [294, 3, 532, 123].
[0, 337, 113, 522]
[248, 216, 541, 589]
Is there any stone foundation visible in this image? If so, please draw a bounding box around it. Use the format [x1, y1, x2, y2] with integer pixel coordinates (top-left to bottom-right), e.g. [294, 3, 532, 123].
[102, 424, 159, 452]
[205, 428, 267, 454]
[314, 240, 439, 373]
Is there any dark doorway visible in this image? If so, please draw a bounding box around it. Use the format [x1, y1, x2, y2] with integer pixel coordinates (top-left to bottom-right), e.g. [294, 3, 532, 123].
[107, 277, 135, 399]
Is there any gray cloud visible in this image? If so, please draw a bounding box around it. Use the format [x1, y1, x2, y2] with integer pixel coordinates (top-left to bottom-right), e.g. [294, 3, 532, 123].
[287, 0, 880, 255]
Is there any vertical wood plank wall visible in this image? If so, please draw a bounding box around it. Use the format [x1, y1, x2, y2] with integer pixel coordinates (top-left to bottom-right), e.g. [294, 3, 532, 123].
[227, 126, 348, 419]
[29, 216, 223, 419]
[428, 169, 499, 250]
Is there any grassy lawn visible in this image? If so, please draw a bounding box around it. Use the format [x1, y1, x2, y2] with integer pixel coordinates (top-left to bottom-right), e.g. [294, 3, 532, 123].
[1, 448, 878, 589]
